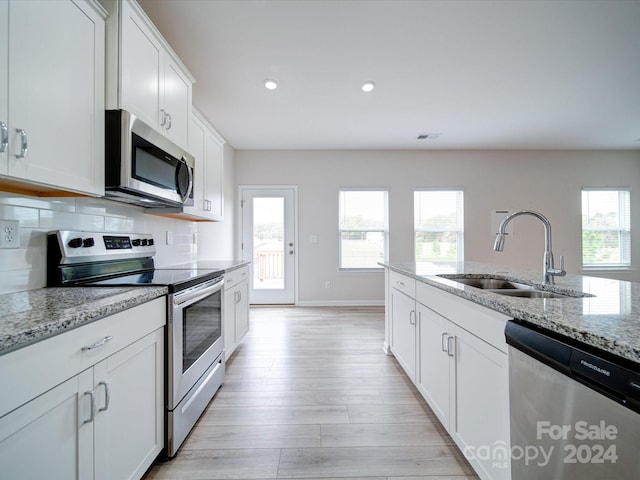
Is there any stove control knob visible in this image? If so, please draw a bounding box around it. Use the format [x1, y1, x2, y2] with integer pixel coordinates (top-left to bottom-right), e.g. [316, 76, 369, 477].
[82, 237, 95, 248]
[68, 237, 83, 248]
[141, 239, 148, 246]
[148, 238, 154, 246]
[132, 238, 141, 247]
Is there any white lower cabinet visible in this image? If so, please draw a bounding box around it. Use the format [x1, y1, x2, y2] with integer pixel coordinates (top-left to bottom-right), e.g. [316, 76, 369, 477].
[223, 266, 250, 357]
[93, 328, 164, 480]
[0, 297, 165, 480]
[390, 288, 417, 382]
[450, 325, 510, 478]
[416, 302, 510, 480]
[385, 270, 511, 480]
[0, 370, 94, 479]
[416, 303, 452, 426]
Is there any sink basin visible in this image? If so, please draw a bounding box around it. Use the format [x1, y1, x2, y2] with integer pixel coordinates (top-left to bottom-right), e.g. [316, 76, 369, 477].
[442, 277, 533, 290]
[437, 274, 593, 299]
[491, 290, 570, 299]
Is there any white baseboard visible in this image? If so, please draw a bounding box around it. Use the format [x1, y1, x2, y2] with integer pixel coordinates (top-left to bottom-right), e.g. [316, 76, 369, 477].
[295, 300, 385, 307]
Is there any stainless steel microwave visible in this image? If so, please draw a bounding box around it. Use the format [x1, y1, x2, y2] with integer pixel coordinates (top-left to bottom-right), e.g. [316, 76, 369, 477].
[105, 110, 194, 208]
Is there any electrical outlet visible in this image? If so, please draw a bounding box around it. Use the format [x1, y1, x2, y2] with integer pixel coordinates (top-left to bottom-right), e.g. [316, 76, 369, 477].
[0, 220, 20, 249]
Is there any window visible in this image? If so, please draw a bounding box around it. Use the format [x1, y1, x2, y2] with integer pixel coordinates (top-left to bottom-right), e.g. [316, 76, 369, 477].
[414, 190, 464, 262]
[582, 189, 631, 268]
[339, 189, 388, 269]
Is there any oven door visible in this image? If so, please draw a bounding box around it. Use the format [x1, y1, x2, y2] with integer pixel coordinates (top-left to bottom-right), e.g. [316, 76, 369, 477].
[169, 277, 224, 409]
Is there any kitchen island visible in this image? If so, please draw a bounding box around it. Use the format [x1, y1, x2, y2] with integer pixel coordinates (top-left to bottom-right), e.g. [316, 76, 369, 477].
[381, 260, 640, 480]
[381, 261, 640, 364]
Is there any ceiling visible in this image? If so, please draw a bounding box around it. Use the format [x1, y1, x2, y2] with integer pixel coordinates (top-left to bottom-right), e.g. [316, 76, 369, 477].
[138, 0, 640, 151]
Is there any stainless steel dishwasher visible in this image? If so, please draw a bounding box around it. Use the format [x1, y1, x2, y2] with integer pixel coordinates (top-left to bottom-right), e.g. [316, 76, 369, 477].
[505, 321, 640, 479]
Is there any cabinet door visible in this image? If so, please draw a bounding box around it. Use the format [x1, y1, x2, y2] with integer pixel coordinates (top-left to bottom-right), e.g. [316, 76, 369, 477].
[204, 130, 224, 220]
[451, 326, 510, 480]
[223, 286, 237, 356]
[0, 369, 94, 480]
[94, 328, 164, 480]
[7, 0, 104, 195]
[0, 0, 7, 176]
[235, 278, 250, 343]
[163, 58, 191, 149]
[120, 0, 162, 130]
[416, 304, 452, 428]
[390, 289, 416, 381]
[184, 113, 207, 216]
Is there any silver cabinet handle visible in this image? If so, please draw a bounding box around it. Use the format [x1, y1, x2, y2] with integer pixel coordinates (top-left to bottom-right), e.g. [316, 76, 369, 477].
[0, 121, 7, 153]
[166, 113, 172, 130]
[441, 332, 449, 352]
[81, 335, 113, 351]
[409, 310, 415, 325]
[83, 390, 96, 424]
[447, 336, 455, 357]
[98, 381, 110, 412]
[15, 128, 27, 158]
[396, 280, 405, 287]
[160, 109, 167, 127]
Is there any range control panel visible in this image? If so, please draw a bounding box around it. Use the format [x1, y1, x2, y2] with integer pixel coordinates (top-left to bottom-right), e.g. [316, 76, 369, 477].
[54, 230, 156, 263]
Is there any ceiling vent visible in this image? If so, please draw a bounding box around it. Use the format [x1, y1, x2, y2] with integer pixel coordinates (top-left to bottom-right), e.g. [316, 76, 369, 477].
[417, 133, 442, 140]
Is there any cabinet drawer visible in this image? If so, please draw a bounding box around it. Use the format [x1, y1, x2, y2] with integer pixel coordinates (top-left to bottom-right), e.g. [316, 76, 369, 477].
[389, 270, 416, 298]
[0, 297, 166, 418]
[224, 266, 249, 290]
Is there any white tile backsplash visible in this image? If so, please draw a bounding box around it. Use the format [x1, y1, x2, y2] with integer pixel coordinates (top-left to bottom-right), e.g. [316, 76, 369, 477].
[0, 192, 198, 294]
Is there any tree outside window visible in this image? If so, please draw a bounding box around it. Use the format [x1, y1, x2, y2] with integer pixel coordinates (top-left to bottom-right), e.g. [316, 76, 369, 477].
[339, 189, 388, 269]
[582, 189, 631, 268]
[414, 190, 464, 262]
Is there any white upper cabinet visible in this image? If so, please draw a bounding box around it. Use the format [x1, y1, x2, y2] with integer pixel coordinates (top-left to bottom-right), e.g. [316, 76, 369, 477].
[0, 1, 7, 177]
[181, 109, 225, 221]
[0, 0, 106, 196]
[103, 0, 194, 150]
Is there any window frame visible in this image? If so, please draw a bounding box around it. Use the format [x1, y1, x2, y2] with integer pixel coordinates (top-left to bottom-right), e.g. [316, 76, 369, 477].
[338, 188, 389, 271]
[581, 188, 631, 270]
[414, 188, 465, 263]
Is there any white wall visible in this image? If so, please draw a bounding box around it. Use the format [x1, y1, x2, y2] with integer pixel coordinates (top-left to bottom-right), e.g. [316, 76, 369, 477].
[236, 149, 640, 305]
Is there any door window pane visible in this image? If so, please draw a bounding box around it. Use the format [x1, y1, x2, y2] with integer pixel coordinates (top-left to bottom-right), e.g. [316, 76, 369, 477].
[253, 197, 285, 289]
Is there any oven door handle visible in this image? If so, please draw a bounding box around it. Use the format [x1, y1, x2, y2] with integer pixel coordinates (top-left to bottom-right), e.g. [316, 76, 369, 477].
[174, 278, 224, 306]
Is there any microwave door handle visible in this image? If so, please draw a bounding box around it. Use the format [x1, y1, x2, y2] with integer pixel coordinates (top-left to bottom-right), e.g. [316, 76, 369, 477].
[184, 157, 194, 201]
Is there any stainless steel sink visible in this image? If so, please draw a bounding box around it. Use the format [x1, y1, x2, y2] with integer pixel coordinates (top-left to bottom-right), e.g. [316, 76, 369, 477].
[492, 290, 570, 299]
[442, 277, 533, 290]
[437, 274, 592, 299]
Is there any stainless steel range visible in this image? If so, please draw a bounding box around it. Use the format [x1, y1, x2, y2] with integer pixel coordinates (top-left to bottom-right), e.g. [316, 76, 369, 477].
[47, 230, 225, 458]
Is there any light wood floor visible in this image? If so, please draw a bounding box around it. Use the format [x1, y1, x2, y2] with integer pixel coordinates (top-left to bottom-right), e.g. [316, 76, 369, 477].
[145, 306, 479, 480]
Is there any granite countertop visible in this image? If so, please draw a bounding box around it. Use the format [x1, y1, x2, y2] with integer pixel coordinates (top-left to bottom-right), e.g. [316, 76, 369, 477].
[0, 286, 167, 356]
[381, 261, 640, 365]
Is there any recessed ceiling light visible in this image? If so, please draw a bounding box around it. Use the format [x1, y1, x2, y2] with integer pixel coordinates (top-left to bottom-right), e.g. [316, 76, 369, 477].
[361, 81, 375, 93]
[264, 79, 278, 90]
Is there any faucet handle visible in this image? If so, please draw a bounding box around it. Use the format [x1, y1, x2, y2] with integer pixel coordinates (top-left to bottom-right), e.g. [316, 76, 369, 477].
[549, 255, 566, 276]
